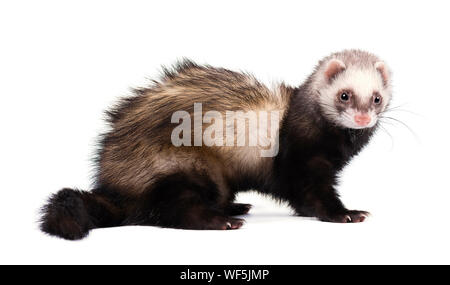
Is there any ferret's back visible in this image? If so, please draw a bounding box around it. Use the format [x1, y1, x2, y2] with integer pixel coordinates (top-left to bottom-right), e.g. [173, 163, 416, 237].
[97, 60, 292, 194]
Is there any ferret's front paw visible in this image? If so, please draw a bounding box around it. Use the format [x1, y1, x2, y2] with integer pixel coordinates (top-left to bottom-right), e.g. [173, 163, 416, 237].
[321, 210, 370, 223]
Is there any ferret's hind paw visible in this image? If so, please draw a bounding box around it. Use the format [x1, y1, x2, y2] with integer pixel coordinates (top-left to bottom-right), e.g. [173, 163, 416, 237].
[224, 218, 245, 230]
[346, 210, 370, 223]
[322, 210, 370, 223]
[202, 216, 245, 230]
[225, 203, 253, 216]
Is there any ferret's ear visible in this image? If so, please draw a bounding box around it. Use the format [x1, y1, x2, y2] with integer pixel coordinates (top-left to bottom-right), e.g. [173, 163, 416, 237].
[375, 61, 390, 86]
[324, 59, 346, 82]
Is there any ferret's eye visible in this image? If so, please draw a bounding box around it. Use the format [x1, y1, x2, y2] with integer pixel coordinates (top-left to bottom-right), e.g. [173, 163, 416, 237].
[374, 96, 382, 104]
[340, 92, 349, 102]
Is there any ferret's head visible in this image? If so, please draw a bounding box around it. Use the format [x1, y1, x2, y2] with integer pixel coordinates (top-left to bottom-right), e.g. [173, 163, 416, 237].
[311, 50, 392, 129]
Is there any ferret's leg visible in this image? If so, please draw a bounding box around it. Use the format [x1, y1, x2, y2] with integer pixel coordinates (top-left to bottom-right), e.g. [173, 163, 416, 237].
[140, 172, 245, 230]
[289, 156, 369, 223]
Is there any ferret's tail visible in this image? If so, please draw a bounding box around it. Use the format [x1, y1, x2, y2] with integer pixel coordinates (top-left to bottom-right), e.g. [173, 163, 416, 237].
[40, 188, 123, 240]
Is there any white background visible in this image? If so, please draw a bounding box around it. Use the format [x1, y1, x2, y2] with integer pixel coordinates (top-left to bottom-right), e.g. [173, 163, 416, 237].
[1, 0, 449, 265]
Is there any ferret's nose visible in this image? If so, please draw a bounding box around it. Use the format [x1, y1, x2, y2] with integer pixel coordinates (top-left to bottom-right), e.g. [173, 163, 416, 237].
[354, 113, 371, 126]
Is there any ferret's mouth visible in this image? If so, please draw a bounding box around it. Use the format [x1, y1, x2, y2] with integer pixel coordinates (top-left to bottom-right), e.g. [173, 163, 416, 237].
[339, 112, 378, 129]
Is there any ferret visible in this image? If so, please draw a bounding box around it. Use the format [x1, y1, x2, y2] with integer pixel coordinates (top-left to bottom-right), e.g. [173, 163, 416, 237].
[40, 50, 392, 240]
